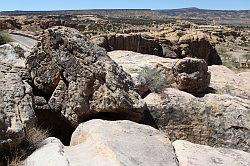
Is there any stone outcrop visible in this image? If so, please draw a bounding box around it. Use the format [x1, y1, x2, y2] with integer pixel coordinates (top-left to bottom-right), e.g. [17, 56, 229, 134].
[92, 34, 164, 57]
[176, 31, 222, 65]
[92, 32, 222, 66]
[25, 120, 250, 166]
[0, 18, 22, 30]
[173, 140, 250, 166]
[25, 120, 178, 166]
[172, 57, 211, 94]
[144, 88, 250, 152]
[26, 27, 146, 130]
[0, 42, 36, 152]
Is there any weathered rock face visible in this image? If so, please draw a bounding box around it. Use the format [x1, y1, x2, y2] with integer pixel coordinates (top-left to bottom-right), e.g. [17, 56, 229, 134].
[25, 120, 250, 166]
[92, 34, 164, 57]
[0, 62, 36, 152]
[26, 27, 146, 129]
[25, 120, 178, 166]
[0, 18, 22, 30]
[163, 30, 223, 65]
[173, 140, 250, 166]
[93, 31, 222, 65]
[144, 88, 250, 152]
[172, 57, 211, 94]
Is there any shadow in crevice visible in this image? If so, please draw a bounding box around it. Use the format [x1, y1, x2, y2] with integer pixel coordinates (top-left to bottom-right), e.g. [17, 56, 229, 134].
[80, 110, 159, 130]
[191, 87, 217, 98]
[34, 108, 75, 146]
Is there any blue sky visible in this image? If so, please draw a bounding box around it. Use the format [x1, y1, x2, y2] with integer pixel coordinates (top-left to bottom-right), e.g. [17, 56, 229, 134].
[0, 0, 249, 11]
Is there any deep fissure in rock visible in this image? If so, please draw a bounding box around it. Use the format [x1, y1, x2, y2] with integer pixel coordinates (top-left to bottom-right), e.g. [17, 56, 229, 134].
[34, 108, 75, 145]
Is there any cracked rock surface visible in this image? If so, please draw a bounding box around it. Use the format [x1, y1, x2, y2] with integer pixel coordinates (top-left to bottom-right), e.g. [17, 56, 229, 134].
[26, 26, 146, 128]
[0, 44, 36, 152]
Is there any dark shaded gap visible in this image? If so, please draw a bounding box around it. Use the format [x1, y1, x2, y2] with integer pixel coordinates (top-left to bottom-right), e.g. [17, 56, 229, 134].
[80, 110, 159, 130]
[34, 108, 75, 146]
[27, 80, 54, 102]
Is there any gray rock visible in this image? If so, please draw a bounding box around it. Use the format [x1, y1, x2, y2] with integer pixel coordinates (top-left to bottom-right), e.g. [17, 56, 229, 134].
[173, 140, 250, 166]
[25, 137, 69, 166]
[0, 62, 36, 151]
[25, 120, 178, 166]
[172, 57, 211, 93]
[144, 88, 250, 152]
[26, 27, 146, 128]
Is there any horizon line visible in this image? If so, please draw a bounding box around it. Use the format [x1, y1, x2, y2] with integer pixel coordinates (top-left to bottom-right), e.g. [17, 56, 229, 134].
[1, 7, 250, 12]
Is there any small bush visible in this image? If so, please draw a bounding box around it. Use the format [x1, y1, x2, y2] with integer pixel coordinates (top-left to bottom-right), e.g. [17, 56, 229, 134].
[0, 31, 12, 45]
[139, 66, 170, 93]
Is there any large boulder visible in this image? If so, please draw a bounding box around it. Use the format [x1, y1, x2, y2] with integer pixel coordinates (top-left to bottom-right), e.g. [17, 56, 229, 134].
[0, 42, 36, 152]
[144, 88, 250, 152]
[25, 120, 178, 166]
[0, 62, 36, 152]
[26, 27, 146, 129]
[172, 57, 211, 94]
[173, 140, 250, 166]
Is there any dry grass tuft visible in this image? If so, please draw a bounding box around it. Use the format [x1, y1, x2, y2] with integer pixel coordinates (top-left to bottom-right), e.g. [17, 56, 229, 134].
[6, 126, 49, 166]
[25, 127, 49, 150]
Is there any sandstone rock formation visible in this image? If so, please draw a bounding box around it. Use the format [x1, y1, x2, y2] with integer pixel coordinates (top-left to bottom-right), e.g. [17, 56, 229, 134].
[177, 31, 222, 65]
[173, 140, 250, 166]
[92, 33, 164, 57]
[25, 120, 178, 166]
[0, 42, 36, 152]
[25, 120, 250, 166]
[104, 53, 250, 151]
[172, 57, 211, 94]
[153, 29, 223, 65]
[26, 27, 146, 132]
[0, 18, 22, 30]
[93, 32, 222, 66]
[144, 88, 250, 152]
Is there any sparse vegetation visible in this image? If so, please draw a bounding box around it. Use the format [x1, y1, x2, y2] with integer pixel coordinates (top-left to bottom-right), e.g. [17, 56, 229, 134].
[139, 66, 170, 93]
[6, 126, 49, 166]
[0, 31, 12, 45]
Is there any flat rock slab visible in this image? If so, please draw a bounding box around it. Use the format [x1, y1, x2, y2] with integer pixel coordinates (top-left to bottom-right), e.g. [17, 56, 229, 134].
[173, 140, 250, 166]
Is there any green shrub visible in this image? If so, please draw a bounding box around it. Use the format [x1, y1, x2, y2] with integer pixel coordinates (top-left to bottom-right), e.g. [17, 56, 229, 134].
[139, 66, 169, 93]
[0, 31, 12, 45]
